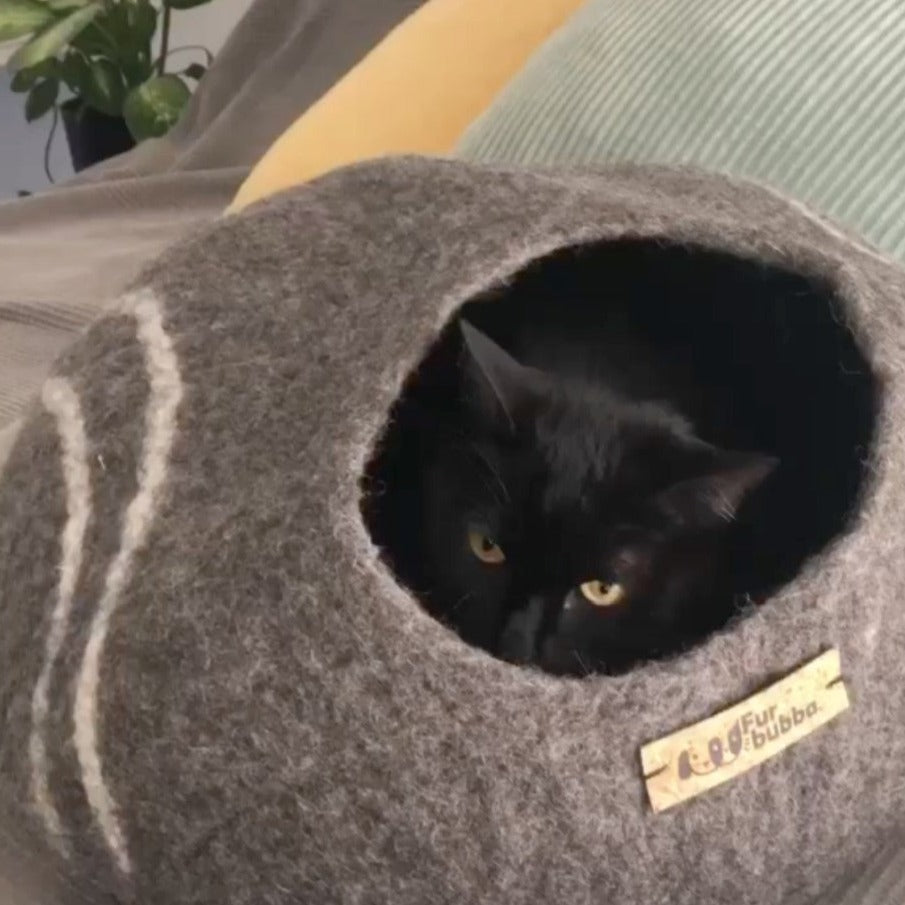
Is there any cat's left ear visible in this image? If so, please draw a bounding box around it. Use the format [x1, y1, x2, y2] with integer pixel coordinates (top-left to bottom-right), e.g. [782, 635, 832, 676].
[655, 450, 778, 528]
[459, 321, 548, 432]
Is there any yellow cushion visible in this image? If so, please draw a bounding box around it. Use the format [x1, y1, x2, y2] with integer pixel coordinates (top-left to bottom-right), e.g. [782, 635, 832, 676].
[228, 0, 585, 213]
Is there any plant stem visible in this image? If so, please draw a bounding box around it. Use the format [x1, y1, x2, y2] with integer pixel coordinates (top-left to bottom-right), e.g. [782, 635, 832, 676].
[157, 1, 172, 76]
[43, 106, 59, 184]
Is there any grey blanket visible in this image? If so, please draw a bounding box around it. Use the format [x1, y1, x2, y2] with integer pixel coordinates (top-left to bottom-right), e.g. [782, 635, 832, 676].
[1, 157, 902, 904]
[0, 0, 425, 451]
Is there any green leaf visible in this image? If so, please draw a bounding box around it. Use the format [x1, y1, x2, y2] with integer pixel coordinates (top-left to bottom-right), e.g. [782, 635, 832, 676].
[120, 49, 153, 88]
[8, 2, 102, 72]
[126, 0, 157, 46]
[9, 68, 32, 91]
[181, 62, 205, 81]
[68, 22, 105, 55]
[123, 74, 190, 141]
[99, 0, 153, 49]
[0, 0, 54, 42]
[59, 48, 90, 93]
[80, 56, 125, 115]
[9, 57, 57, 91]
[44, 0, 94, 9]
[165, 0, 215, 8]
[84, 0, 155, 85]
[24, 76, 59, 121]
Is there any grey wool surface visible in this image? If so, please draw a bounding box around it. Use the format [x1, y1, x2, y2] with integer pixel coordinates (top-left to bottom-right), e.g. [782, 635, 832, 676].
[1, 156, 904, 905]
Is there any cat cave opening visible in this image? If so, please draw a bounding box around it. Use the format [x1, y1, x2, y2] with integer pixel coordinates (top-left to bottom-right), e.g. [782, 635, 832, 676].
[361, 239, 879, 678]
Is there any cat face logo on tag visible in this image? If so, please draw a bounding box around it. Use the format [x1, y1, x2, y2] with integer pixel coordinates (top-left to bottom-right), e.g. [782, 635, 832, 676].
[640, 649, 850, 812]
[677, 701, 820, 779]
[677, 720, 743, 778]
[676, 703, 822, 780]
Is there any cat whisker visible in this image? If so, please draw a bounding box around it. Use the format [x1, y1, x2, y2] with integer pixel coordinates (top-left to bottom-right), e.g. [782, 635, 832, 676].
[572, 650, 592, 677]
[468, 445, 511, 504]
[478, 474, 509, 507]
[451, 592, 473, 613]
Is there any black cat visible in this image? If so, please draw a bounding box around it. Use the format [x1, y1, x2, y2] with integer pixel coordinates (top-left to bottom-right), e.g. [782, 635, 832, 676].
[414, 319, 776, 677]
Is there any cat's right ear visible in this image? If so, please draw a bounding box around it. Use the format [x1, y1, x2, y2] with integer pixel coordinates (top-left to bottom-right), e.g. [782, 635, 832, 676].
[654, 449, 778, 529]
[459, 321, 547, 433]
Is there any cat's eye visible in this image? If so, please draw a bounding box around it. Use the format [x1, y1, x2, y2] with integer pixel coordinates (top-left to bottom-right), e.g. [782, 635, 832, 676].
[468, 529, 506, 564]
[580, 580, 625, 607]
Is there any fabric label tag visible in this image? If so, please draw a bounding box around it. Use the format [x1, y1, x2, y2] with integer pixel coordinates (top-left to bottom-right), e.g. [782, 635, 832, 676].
[640, 648, 849, 813]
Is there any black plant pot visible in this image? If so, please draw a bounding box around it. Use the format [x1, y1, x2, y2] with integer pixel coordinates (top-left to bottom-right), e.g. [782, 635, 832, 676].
[61, 101, 136, 172]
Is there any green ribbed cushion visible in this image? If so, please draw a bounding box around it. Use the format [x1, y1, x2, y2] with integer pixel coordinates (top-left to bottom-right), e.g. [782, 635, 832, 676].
[457, 0, 905, 262]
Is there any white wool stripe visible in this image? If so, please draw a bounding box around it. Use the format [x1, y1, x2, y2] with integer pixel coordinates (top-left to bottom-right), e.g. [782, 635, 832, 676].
[73, 290, 184, 876]
[30, 378, 92, 856]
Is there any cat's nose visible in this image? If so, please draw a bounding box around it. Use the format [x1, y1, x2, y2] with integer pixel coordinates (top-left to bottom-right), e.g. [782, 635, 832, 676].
[552, 589, 591, 645]
[498, 596, 545, 663]
[560, 588, 585, 618]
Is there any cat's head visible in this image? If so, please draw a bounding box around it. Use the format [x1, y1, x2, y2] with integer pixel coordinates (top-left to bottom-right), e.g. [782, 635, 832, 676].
[420, 321, 776, 676]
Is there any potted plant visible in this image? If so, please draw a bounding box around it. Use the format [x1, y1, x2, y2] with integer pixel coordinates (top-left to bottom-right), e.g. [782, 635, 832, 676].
[0, 0, 215, 173]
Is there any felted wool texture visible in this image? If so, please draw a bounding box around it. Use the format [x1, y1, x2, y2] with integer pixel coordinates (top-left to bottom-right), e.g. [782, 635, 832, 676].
[0, 157, 904, 905]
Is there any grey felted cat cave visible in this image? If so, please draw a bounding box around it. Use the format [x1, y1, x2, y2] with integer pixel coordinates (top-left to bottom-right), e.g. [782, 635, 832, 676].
[1, 157, 904, 905]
